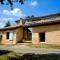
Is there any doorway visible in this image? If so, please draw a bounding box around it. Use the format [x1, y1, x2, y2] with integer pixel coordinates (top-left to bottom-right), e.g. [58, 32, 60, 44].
[39, 32, 45, 42]
[23, 27, 32, 43]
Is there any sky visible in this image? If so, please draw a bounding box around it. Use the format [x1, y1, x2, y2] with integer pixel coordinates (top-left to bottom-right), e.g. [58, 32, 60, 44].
[0, 0, 60, 27]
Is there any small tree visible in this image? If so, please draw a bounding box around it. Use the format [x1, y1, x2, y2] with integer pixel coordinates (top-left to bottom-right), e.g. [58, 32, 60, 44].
[26, 15, 34, 22]
[5, 21, 11, 27]
[26, 15, 34, 19]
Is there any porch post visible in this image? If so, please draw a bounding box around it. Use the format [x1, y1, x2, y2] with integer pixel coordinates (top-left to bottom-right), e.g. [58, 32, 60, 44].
[32, 33, 40, 44]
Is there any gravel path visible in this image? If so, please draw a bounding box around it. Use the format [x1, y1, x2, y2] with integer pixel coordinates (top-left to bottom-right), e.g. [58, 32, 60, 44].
[0, 45, 60, 54]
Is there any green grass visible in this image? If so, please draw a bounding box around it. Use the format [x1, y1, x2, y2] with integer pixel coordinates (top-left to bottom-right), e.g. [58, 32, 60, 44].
[0, 52, 16, 60]
[0, 51, 23, 60]
[0, 51, 60, 60]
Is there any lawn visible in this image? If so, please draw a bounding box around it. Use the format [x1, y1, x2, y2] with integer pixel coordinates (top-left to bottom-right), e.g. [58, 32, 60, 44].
[0, 50, 60, 60]
[0, 50, 23, 60]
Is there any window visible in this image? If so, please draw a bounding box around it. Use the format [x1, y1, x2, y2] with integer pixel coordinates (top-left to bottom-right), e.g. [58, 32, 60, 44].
[39, 32, 45, 42]
[6, 32, 14, 41]
[9, 32, 14, 41]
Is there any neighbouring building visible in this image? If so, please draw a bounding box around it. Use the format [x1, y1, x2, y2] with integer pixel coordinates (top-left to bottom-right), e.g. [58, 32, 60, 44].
[0, 13, 60, 44]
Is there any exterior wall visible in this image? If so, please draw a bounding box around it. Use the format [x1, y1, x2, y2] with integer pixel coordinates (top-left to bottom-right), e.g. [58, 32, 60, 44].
[19, 20, 23, 25]
[46, 30, 60, 44]
[32, 24, 60, 33]
[0, 31, 16, 44]
[32, 33, 40, 44]
[16, 20, 25, 25]
[32, 24, 60, 44]
[0, 27, 23, 44]
[1, 22, 60, 44]
[16, 28, 23, 43]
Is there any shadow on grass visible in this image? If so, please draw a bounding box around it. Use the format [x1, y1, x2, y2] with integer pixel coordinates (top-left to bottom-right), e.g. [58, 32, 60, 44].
[0, 50, 60, 60]
[0, 50, 11, 55]
[9, 53, 60, 60]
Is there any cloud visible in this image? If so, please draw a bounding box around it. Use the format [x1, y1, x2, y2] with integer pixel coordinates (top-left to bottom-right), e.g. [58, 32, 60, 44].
[0, 18, 14, 22]
[0, 8, 27, 27]
[0, 17, 16, 27]
[3, 8, 26, 18]
[0, 23, 5, 27]
[30, 1, 38, 7]
[3, 10, 11, 15]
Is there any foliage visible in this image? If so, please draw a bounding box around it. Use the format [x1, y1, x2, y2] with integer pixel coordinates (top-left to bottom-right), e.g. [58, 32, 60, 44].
[0, 0, 24, 5]
[5, 21, 11, 27]
[26, 15, 34, 22]
[0, 0, 25, 10]
[26, 15, 34, 19]
[0, 50, 60, 60]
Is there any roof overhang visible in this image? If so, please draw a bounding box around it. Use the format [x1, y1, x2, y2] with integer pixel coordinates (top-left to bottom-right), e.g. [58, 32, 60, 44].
[24, 20, 60, 27]
[0, 25, 22, 31]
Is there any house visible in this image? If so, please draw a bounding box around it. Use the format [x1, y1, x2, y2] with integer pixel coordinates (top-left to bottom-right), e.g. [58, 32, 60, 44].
[0, 13, 60, 44]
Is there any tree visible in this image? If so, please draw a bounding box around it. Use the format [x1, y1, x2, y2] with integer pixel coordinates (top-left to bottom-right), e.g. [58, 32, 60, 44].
[0, 0, 24, 5]
[26, 15, 34, 19]
[26, 15, 34, 21]
[0, 0, 25, 10]
[5, 21, 11, 27]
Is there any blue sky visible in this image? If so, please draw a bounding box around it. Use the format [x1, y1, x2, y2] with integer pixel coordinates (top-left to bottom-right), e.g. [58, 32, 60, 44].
[0, 0, 60, 27]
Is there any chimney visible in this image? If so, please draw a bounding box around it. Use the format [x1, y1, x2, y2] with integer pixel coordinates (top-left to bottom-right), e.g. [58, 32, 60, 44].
[16, 20, 25, 25]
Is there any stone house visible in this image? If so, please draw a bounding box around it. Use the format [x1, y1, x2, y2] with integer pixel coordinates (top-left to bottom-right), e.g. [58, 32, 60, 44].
[0, 13, 60, 44]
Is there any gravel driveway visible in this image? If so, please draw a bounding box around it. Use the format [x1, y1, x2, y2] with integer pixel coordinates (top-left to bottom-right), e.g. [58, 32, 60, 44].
[0, 44, 60, 54]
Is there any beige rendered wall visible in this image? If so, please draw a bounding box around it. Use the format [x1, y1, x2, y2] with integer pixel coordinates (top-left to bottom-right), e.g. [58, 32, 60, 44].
[0, 27, 23, 44]
[0, 30, 16, 44]
[32, 33, 40, 44]
[32, 24, 60, 44]
[16, 28, 23, 43]
[46, 30, 60, 44]
[32, 24, 60, 33]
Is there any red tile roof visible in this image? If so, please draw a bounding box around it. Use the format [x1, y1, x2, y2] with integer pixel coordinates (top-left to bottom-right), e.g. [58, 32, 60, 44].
[26, 13, 60, 20]
[24, 20, 60, 27]
[0, 20, 60, 31]
[0, 13, 60, 31]
[0, 25, 22, 31]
